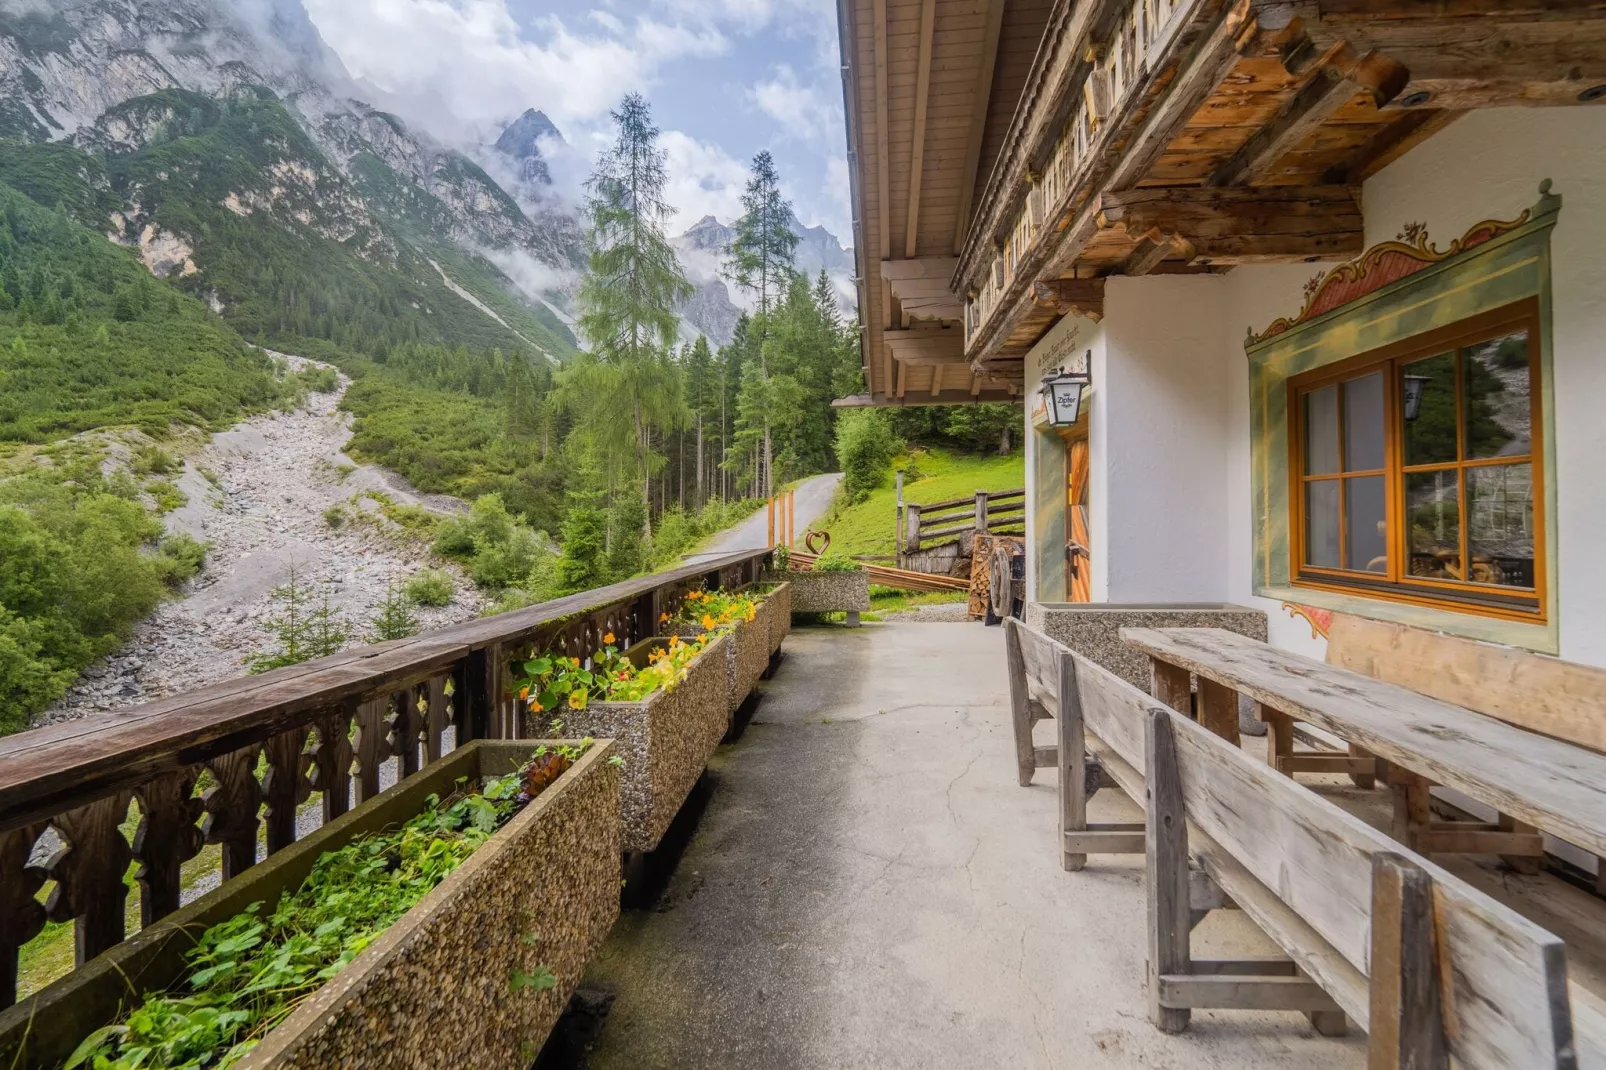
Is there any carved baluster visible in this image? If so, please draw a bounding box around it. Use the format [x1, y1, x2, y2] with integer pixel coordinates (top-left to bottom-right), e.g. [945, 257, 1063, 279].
[389, 687, 423, 777]
[132, 770, 204, 926]
[354, 698, 391, 803]
[44, 794, 133, 964]
[1, 825, 47, 1008]
[311, 704, 355, 823]
[262, 726, 312, 854]
[425, 676, 450, 763]
[203, 747, 262, 880]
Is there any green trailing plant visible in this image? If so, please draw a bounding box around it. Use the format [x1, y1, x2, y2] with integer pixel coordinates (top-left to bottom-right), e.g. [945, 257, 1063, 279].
[770, 543, 790, 572]
[65, 746, 585, 1070]
[405, 568, 454, 607]
[667, 588, 758, 633]
[813, 552, 863, 573]
[369, 583, 420, 642]
[510, 631, 711, 718]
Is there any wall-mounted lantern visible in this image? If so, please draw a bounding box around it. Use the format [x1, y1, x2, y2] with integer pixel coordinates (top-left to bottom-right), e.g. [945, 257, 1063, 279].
[1402, 374, 1432, 422]
[1038, 357, 1092, 427]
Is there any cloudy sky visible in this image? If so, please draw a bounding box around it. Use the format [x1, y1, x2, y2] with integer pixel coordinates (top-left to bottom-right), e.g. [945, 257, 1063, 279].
[300, 0, 853, 242]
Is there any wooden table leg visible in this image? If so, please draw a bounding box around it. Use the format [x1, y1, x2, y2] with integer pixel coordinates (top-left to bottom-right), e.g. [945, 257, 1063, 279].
[1150, 658, 1192, 719]
[1497, 813, 1543, 875]
[1262, 705, 1295, 776]
[1389, 769, 1433, 853]
[1197, 678, 1241, 746]
[1348, 743, 1378, 790]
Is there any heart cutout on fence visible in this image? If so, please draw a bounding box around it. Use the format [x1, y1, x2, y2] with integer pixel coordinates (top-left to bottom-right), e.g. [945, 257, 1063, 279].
[804, 529, 831, 555]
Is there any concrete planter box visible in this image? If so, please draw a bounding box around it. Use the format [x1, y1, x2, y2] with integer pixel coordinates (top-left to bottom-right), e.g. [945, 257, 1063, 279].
[550, 634, 729, 853]
[1023, 602, 1267, 692]
[777, 570, 871, 615]
[757, 581, 792, 655]
[1, 740, 621, 1070]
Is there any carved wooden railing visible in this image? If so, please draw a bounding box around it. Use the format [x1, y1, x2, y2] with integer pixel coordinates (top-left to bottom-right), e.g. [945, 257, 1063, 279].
[963, 0, 1201, 345]
[0, 549, 772, 1008]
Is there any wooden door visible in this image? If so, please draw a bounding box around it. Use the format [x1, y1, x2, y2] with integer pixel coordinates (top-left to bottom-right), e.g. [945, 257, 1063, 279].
[1068, 438, 1092, 602]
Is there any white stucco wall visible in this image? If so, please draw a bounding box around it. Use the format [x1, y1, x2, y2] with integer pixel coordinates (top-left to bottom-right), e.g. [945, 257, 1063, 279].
[1026, 106, 1606, 666]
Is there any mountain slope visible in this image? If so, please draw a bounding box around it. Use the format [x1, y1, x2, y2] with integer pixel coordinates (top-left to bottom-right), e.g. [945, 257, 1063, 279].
[0, 0, 582, 363]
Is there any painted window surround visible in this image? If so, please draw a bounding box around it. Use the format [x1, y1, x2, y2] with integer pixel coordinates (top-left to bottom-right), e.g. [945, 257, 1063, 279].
[1246, 184, 1560, 653]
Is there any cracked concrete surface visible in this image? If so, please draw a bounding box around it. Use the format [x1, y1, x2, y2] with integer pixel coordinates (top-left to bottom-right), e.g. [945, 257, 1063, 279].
[577, 622, 1364, 1069]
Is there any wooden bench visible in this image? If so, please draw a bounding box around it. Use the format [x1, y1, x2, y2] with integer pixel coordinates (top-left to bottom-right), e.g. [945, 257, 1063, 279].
[1007, 619, 1590, 1063]
[1004, 618, 1145, 871]
[1124, 627, 1606, 876]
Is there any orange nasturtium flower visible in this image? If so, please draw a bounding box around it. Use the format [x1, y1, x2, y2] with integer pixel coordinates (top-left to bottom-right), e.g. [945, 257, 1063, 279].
[659, 611, 670, 623]
[701, 614, 716, 630]
[603, 632, 616, 645]
[518, 685, 530, 700]
[529, 699, 544, 713]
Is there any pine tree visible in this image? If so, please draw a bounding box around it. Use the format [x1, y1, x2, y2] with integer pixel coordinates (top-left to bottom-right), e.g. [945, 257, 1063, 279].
[370, 583, 420, 642]
[569, 93, 692, 533]
[723, 151, 799, 496]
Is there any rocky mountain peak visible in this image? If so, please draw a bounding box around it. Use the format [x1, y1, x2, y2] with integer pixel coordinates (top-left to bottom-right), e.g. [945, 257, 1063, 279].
[493, 108, 563, 188]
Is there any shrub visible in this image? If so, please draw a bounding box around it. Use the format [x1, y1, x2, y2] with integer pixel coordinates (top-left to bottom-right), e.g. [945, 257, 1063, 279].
[834, 409, 898, 504]
[132, 444, 178, 475]
[155, 533, 208, 585]
[322, 503, 346, 529]
[814, 552, 863, 573]
[405, 568, 454, 607]
[146, 479, 186, 514]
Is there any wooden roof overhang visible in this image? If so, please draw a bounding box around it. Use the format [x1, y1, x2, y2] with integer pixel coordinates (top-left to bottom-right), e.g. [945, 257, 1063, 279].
[953, 0, 1606, 385]
[836, 0, 1057, 407]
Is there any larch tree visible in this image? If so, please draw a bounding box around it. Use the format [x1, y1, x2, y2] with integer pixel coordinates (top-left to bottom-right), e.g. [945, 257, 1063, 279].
[568, 93, 691, 533]
[723, 151, 799, 496]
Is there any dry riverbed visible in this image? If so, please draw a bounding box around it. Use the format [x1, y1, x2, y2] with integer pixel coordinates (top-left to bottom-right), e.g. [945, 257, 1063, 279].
[41, 355, 484, 724]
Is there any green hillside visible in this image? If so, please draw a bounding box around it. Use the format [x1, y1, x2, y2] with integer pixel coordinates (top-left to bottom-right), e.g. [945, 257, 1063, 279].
[817, 446, 1025, 558]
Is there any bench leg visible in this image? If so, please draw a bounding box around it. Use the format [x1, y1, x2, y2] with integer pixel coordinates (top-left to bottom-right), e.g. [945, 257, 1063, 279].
[1263, 705, 1295, 776]
[1389, 768, 1434, 851]
[1003, 621, 1037, 787]
[1146, 709, 1191, 1034]
[1058, 651, 1087, 872]
[1369, 854, 1449, 1069]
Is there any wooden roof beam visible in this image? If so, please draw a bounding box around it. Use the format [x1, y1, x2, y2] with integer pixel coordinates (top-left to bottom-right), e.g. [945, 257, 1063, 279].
[884, 326, 967, 366]
[904, 0, 938, 259]
[1032, 278, 1105, 321]
[953, 0, 1007, 255]
[1097, 186, 1364, 266]
[1207, 42, 1407, 186]
[882, 256, 963, 322]
[873, 0, 890, 261]
[832, 389, 1022, 409]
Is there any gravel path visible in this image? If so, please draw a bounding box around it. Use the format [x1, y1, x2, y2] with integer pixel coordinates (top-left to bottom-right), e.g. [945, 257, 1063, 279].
[41, 355, 484, 724]
[682, 472, 843, 563]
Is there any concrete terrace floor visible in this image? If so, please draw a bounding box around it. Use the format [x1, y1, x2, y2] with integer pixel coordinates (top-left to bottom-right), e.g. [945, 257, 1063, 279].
[572, 622, 1365, 1069]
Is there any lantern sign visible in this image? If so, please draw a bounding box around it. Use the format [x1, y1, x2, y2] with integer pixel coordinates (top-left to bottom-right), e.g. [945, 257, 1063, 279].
[1402, 374, 1432, 422]
[1039, 358, 1091, 427]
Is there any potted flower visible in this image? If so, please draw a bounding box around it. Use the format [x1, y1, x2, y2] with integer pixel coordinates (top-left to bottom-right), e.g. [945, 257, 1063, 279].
[7, 740, 621, 1070]
[511, 630, 728, 853]
[662, 589, 768, 718]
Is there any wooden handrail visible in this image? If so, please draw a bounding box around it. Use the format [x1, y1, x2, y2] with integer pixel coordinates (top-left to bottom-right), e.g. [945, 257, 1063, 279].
[901, 488, 1026, 552]
[0, 548, 772, 1007]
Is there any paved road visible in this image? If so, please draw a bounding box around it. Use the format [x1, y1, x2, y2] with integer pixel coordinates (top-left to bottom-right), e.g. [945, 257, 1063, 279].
[682, 472, 842, 562]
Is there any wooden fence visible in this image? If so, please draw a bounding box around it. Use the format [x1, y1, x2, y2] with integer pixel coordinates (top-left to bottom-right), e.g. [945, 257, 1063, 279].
[0, 549, 773, 1009]
[901, 488, 1024, 552]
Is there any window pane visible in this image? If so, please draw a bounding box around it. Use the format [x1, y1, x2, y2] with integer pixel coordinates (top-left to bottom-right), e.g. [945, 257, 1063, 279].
[1305, 481, 1340, 568]
[1343, 373, 1385, 471]
[1345, 475, 1387, 574]
[1467, 463, 1535, 588]
[1405, 469, 1462, 581]
[1402, 352, 1457, 466]
[1304, 385, 1339, 475]
[1463, 330, 1532, 460]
